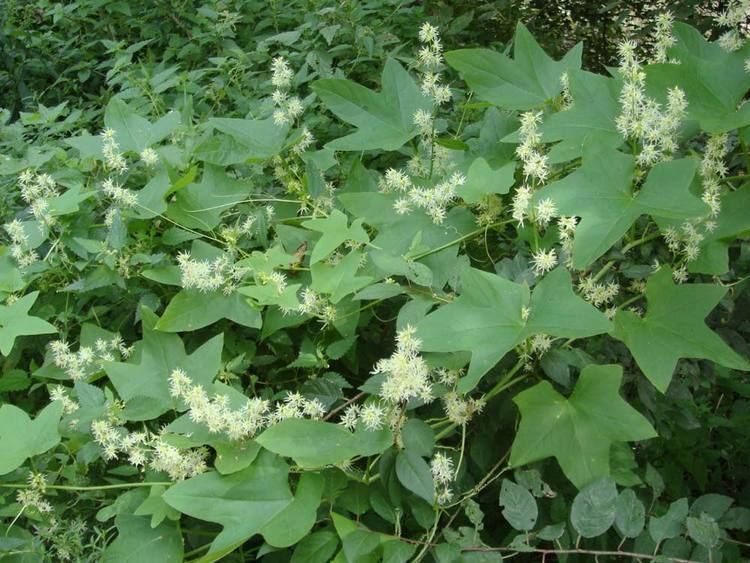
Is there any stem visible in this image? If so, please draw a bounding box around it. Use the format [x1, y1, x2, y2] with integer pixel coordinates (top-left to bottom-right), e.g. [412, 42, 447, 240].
[1, 481, 173, 492]
[484, 358, 525, 402]
[460, 546, 699, 563]
[413, 509, 441, 562]
[412, 220, 511, 261]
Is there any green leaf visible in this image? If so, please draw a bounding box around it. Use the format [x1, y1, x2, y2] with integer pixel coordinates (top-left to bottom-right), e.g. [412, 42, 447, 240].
[163, 450, 292, 561]
[204, 117, 289, 162]
[156, 290, 261, 332]
[458, 159, 515, 204]
[570, 477, 618, 538]
[509, 364, 657, 488]
[312, 58, 431, 151]
[303, 209, 369, 264]
[614, 489, 646, 538]
[0, 292, 56, 356]
[395, 450, 435, 504]
[105, 331, 222, 421]
[0, 401, 62, 475]
[291, 530, 340, 563]
[401, 419, 435, 458]
[445, 23, 582, 110]
[534, 148, 707, 268]
[104, 98, 181, 154]
[416, 267, 611, 393]
[649, 498, 689, 544]
[499, 479, 538, 531]
[686, 514, 721, 549]
[613, 267, 750, 392]
[538, 69, 623, 162]
[256, 419, 358, 468]
[260, 473, 324, 548]
[102, 514, 183, 563]
[134, 485, 180, 528]
[645, 23, 750, 133]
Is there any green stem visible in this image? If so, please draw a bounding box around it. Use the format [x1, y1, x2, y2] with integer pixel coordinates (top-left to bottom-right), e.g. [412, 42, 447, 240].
[412, 220, 511, 261]
[1, 481, 172, 492]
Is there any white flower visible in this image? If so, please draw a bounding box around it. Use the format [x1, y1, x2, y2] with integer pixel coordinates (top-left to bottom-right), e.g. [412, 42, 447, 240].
[360, 403, 385, 431]
[140, 147, 159, 166]
[431, 452, 454, 486]
[531, 248, 558, 276]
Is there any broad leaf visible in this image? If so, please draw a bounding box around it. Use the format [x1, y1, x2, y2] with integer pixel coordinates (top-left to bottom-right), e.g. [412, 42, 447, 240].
[0, 401, 62, 475]
[104, 98, 181, 153]
[156, 290, 262, 332]
[0, 291, 56, 356]
[458, 159, 515, 204]
[163, 450, 292, 561]
[570, 477, 617, 538]
[613, 267, 750, 392]
[200, 117, 289, 163]
[395, 450, 435, 504]
[311, 251, 373, 304]
[105, 330, 223, 420]
[509, 364, 657, 488]
[260, 473, 324, 548]
[534, 148, 707, 268]
[499, 479, 538, 532]
[101, 514, 183, 563]
[312, 58, 431, 151]
[302, 209, 369, 264]
[649, 498, 689, 543]
[615, 489, 646, 538]
[445, 23, 582, 110]
[416, 267, 611, 392]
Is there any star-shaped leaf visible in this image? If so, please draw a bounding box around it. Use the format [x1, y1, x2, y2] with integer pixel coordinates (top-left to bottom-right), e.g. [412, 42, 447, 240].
[312, 58, 431, 151]
[0, 401, 63, 475]
[534, 147, 707, 269]
[0, 291, 56, 356]
[510, 364, 657, 488]
[446, 23, 582, 110]
[613, 267, 750, 392]
[163, 450, 292, 560]
[302, 209, 369, 264]
[458, 158, 516, 204]
[645, 23, 750, 134]
[416, 267, 611, 393]
[105, 314, 223, 420]
[311, 250, 373, 304]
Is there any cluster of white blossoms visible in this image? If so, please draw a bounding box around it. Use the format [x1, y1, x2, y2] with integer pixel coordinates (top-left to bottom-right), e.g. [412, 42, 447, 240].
[664, 221, 707, 263]
[381, 167, 465, 224]
[512, 111, 551, 227]
[715, 0, 750, 52]
[4, 219, 38, 268]
[139, 147, 159, 167]
[49, 386, 80, 415]
[100, 128, 127, 173]
[49, 336, 132, 381]
[579, 276, 620, 308]
[270, 56, 304, 126]
[101, 177, 137, 210]
[91, 418, 208, 480]
[615, 40, 688, 167]
[442, 392, 485, 426]
[557, 215, 578, 262]
[219, 215, 257, 247]
[169, 368, 326, 441]
[176, 251, 251, 294]
[651, 11, 676, 63]
[416, 23, 452, 105]
[298, 287, 337, 327]
[700, 134, 729, 218]
[18, 169, 58, 225]
[431, 452, 455, 505]
[16, 473, 52, 515]
[531, 247, 557, 276]
[374, 325, 433, 404]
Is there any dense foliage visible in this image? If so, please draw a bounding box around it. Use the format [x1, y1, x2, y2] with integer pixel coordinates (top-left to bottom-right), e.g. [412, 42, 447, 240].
[1, 1, 750, 561]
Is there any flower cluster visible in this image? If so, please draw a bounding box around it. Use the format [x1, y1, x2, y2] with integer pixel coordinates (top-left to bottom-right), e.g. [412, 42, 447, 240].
[382, 167, 465, 224]
[100, 128, 127, 173]
[557, 215, 578, 261]
[700, 134, 729, 217]
[416, 23, 451, 105]
[101, 177, 137, 210]
[16, 473, 52, 515]
[373, 325, 433, 404]
[431, 452, 455, 505]
[169, 369, 326, 441]
[579, 276, 620, 307]
[664, 221, 707, 262]
[531, 247, 557, 276]
[615, 40, 688, 166]
[18, 169, 59, 225]
[270, 57, 304, 126]
[176, 251, 249, 294]
[139, 147, 159, 167]
[715, 0, 750, 52]
[442, 392, 485, 426]
[516, 111, 549, 184]
[4, 219, 38, 268]
[49, 386, 80, 414]
[651, 12, 676, 63]
[91, 417, 209, 480]
[49, 336, 132, 381]
[298, 287, 338, 327]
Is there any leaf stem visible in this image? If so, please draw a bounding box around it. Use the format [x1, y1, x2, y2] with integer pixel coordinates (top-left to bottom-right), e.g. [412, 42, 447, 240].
[0, 481, 172, 492]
